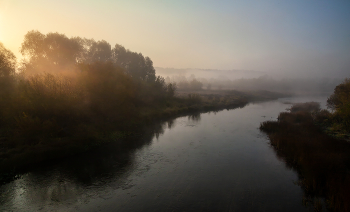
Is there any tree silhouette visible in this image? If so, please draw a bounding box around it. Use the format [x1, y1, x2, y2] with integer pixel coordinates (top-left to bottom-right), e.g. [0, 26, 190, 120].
[112, 44, 156, 82]
[327, 78, 350, 130]
[0, 43, 17, 121]
[0, 42, 16, 77]
[20, 31, 83, 74]
[20, 30, 157, 83]
[327, 78, 350, 111]
[81, 39, 112, 63]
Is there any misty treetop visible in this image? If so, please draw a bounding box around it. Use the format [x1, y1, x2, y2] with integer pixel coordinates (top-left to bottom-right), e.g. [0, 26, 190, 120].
[0, 42, 16, 77]
[20, 30, 156, 82]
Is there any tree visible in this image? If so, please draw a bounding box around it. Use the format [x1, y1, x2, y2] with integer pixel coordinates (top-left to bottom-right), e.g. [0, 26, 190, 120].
[20, 30, 83, 74]
[82, 39, 112, 63]
[327, 78, 350, 111]
[0, 42, 16, 77]
[327, 78, 350, 131]
[0, 43, 17, 121]
[112, 44, 156, 82]
[20, 30, 158, 83]
[144, 56, 156, 82]
[189, 79, 203, 90]
[167, 83, 177, 98]
[78, 61, 138, 122]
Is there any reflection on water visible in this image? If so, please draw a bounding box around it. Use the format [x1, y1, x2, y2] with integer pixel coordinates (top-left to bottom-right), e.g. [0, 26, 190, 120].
[188, 113, 201, 123]
[0, 96, 329, 211]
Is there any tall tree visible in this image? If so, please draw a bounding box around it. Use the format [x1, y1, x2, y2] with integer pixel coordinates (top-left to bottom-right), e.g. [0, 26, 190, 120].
[86, 40, 112, 62]
[0, 42, 16, 77]
[0, 43, 17, 116]
[20, 30, 83, 73]
[112, 44, 156, 82]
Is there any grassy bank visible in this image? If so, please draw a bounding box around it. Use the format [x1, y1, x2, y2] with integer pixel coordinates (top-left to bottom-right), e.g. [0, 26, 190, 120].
[260, 102, 350, 212]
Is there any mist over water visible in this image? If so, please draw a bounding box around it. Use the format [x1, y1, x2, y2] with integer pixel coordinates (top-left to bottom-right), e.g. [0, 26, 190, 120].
[1, 1, 350, 211]
[0, 96, 329, 212]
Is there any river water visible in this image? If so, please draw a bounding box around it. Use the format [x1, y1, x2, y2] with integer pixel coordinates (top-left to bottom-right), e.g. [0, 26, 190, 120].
[0, 96, 329, 212]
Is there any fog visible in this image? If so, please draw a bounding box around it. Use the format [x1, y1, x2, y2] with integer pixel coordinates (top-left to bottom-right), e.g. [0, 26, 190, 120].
[1, 1, 349, 79]
[156, 67, 342, 94]
[1, 1, 350, 211]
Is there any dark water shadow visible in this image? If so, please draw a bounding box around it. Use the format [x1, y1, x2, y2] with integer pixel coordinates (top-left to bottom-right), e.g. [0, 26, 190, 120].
[0, 102, 253, 210]
[263, 128, 350, 212]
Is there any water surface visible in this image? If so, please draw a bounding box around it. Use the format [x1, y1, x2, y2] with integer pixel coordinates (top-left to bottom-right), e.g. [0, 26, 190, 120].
[0, 96, 328, 211]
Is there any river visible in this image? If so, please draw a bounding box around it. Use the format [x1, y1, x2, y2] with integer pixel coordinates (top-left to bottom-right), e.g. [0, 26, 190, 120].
[0, 96, 329, 212]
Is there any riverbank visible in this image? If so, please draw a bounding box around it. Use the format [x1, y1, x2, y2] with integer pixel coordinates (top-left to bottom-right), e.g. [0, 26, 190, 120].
[0, 89, 286, 184]
[260, 102, 350, 212]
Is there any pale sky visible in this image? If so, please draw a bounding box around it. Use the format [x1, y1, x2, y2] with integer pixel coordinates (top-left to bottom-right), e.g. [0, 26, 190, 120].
[1, 0, 349, 78]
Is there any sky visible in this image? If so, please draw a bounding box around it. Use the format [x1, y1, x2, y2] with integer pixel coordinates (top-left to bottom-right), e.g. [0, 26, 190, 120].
[1, 0, 349, 78]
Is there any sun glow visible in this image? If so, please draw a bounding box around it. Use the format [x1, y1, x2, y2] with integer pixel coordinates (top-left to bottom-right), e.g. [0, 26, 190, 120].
[0, 14, 3, 42]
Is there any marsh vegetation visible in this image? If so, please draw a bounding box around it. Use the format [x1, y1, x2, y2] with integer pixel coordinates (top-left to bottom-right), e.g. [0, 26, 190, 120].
[260, 83, 350, 212]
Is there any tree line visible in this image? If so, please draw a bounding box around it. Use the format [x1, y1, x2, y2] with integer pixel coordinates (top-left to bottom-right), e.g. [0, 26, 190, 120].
[0, 31, 176, 147]
[20, 30, 157, 81]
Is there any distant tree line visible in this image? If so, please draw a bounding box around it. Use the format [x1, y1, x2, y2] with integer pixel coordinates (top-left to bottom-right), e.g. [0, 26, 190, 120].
[164, 74, 340, 94]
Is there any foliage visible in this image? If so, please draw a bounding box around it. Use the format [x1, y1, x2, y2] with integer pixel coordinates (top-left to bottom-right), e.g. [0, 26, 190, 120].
[0, 43, 17, 126]
[112, 44, 156, 82]
[0, 29, 178, 159]
[20, 31, 82, 74]
[176, 79, 203, 91]
[327, 78, 350, 132]
[20, 31, 157, 83]
[78, 61, 138, 123]
[0, 42, 16, 77]
[166, 82, 177, 98]
[260, 103, 350, 212]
